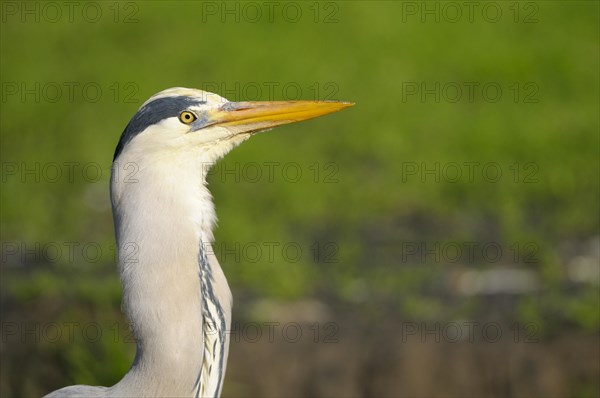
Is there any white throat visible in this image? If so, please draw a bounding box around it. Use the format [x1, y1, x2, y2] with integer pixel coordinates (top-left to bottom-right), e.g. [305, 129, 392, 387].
[107, 143, 233, 397]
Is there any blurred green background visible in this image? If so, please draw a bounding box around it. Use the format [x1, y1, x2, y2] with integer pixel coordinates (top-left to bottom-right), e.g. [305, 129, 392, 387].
[1, 1, 599, 397]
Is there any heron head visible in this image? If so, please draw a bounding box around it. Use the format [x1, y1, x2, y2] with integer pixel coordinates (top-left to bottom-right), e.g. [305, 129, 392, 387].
[112, 87, 353, 168]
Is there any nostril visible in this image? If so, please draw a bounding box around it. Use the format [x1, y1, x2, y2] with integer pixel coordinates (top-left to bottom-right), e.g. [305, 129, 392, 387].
[220, 102, 239, 112]
[221, 102, 253, 112]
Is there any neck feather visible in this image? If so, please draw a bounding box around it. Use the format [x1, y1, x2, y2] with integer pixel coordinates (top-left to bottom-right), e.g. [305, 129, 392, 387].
[108, 153, 229, 397]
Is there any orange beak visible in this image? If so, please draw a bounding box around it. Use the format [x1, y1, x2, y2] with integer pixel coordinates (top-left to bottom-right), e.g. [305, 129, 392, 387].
[205, 100, 354, 133]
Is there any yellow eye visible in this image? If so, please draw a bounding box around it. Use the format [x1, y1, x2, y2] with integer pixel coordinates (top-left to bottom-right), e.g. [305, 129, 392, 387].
[179, 111, 197, 124]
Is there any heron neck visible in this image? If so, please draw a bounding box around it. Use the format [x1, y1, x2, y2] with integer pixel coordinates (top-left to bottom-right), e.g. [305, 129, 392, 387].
[108, 158, 221, 397]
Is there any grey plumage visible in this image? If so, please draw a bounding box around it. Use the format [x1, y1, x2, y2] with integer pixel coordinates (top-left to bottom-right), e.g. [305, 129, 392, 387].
[45, 87, 353, 398]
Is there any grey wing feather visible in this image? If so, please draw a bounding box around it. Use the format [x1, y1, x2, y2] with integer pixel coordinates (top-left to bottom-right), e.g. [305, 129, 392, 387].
[44, 385, 108, 398]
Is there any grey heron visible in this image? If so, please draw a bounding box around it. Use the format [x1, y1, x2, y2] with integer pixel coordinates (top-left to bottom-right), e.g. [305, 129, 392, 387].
[45, 87, 353, 397]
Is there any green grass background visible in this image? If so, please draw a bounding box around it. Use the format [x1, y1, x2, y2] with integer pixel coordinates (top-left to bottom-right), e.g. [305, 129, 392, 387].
[1, 1, 598, 397]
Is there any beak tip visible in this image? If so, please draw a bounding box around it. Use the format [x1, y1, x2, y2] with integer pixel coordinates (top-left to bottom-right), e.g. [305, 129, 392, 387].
[337, 101, 355, 108]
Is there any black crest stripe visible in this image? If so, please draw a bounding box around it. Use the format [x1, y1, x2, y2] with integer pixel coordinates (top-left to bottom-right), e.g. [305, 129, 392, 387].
[114, 96, 206, 160]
